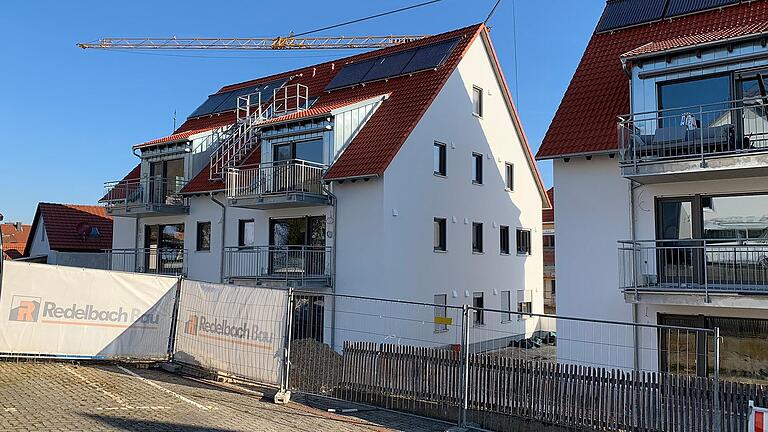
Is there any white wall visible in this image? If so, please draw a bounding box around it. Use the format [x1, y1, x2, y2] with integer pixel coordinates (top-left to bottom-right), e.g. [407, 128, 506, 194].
[333, 35, 546, 350]
[27, 217, 53, 262]
[553, 156, 635, 368]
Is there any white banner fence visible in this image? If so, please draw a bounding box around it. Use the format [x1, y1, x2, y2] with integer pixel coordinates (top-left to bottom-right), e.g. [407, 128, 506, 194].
[172, 280, 288, 387]
[0, 261, 178, 360]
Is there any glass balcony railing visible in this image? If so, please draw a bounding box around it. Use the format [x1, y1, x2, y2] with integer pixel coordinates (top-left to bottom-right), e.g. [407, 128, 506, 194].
[224, 245, 332, 283]
[618, 239, 768, 295]
[618, 97, 768, 168]
[226, 159, 327, 202]
[102, 176, 188, 214]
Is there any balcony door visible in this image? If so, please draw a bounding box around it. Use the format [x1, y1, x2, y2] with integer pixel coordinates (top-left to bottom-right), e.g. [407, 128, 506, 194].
[656, 197, 703, 287]
[272, 139, 323, 194]
[269, 216, 325, 277]
[144, 223, 185, 274]
[149, 159, 184, 205]
[736, 70, 768, 150]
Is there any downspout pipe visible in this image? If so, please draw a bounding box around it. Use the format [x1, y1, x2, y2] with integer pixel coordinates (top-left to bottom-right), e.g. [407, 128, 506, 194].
[322, 182, 339, 350]
[210, 193, 227, 284]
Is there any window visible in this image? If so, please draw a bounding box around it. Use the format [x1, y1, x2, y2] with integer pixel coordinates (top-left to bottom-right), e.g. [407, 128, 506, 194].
[472, 86, 483, 117]
[273, 138, 324, 164]
[472, 222, 484, 253]
[196, 222, 211, 251]
[238, 219, 256, 247]
[505, 163, 514, 191]
[433, 218, 447, 252]
[472, 292, 484, 326]
[551, 280, 556, 296]
[517, 301, 532, 319]
[516, 229, 531, 255]
[433, 142, 447, 176]
[543, 234, 555, 248]
[434, 294, 448, 332]
[499, 225, 510, 255]
[658, 75, 731, 129]
[500, 290, 512, 322]
[472, 153, 483, 184]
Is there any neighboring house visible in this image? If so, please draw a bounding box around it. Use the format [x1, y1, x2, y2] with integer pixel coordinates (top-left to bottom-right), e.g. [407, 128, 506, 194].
[23, 203, 113, 269]
[542, 188, 555, 314]
[537, 0, 768, 381]
[1, 223, 31, 260]
[101, 24, 550, 346]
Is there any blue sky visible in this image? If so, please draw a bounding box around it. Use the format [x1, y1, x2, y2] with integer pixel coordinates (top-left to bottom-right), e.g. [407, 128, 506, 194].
[0, 1, 603, 223]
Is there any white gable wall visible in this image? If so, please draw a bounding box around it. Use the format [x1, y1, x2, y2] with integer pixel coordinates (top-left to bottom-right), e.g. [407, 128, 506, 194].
[333, 35, 546, 347]
[27, 217, 53, 263]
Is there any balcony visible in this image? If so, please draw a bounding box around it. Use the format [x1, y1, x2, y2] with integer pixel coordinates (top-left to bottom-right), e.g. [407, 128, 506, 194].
[224, 245, 332, 288]
[226, 160, 330, 209]
[102, 177, 188, 217]
[618, 239, 768, 298]
[618, 98, 768, 183]
[105, 248, 187, 276]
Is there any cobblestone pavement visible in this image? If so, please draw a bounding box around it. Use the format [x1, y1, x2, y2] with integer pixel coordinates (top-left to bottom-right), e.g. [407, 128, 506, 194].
[0, 362, 450, 431]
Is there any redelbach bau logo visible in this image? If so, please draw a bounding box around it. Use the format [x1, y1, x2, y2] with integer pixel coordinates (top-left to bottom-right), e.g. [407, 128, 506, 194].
[184, 314, 198, 335]
[9, 296, 41, 322]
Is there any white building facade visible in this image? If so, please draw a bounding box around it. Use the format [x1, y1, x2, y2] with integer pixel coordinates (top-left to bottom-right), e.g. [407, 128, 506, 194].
[103, 25, 549, 349]
[538, 1, 768, 380]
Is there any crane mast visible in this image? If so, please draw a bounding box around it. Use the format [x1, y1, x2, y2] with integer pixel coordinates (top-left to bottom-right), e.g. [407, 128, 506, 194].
[77, 35, 429, 51]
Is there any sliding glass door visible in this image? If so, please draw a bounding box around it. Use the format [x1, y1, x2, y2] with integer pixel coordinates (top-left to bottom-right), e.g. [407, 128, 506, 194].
[269, 216, 326, 277]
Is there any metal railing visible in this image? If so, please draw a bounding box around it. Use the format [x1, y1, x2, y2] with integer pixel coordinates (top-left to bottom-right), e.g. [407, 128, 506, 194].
[618, 97, 768, 168]
[226, 159, 327, 200]
[102, 176, 188, 209]
[272, 83, 309, 117]
[618, 239, 768, 295]
[105, 248, 187, 276]
[224, 245, 332, 282]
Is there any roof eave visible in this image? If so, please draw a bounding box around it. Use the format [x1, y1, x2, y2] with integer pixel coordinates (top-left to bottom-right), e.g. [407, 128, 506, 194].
[622, 30, 768, 62]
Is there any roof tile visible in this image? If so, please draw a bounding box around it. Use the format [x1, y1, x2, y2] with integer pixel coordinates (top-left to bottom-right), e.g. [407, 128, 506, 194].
[27, 203, 113, 253]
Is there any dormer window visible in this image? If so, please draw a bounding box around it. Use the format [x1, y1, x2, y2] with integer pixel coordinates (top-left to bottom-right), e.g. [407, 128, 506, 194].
[273, 138, 323, 164]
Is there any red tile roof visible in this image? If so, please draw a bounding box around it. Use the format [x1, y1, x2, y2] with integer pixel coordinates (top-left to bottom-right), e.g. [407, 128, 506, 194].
[180, 24, 485, 194]
[2, 223, 31, 260]
[543, 188, 555, 224]
[24, 203, 113, 254]
[623, 20, 768, 58]
[536, 0, 768, 159]
[133, 127, 219, 150]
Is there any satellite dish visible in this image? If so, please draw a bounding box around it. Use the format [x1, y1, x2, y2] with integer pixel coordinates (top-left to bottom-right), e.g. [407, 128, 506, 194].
[75, 222, 100, 241]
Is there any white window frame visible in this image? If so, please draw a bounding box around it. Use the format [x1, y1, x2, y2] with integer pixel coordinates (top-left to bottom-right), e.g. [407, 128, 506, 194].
[434, 294, 448, 333]
[500, 290, 512, 323]
[505, 162, 514, 191]
[472, 85, 483, 117]
[472, 291, 484, 326]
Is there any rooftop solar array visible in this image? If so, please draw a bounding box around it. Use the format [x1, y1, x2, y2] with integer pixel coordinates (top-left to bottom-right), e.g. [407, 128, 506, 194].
[188, 78, 288, 118]
[665, 0, 739, 17]
[325, 38, 459, 91]
[595, 0, 741, 33]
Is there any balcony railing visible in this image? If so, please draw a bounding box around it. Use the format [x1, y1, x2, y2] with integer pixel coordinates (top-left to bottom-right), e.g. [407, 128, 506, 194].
[618, 97, 768, 168]
[224, 245, 332, 284]
[618, 239, 768, 295]
[95, 248, 187, 276]
[226, 159, 327, 201]
[103, 176, 188, 212]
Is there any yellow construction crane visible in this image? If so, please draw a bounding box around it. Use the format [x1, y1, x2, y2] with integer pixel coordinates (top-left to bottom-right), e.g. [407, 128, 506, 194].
[76, 35, 429, 51]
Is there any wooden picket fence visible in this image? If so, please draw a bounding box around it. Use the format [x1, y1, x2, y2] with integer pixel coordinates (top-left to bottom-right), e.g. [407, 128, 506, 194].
[337, 341, 768, 432]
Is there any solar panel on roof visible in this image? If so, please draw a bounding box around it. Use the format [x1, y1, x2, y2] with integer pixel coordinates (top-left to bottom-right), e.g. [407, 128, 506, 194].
[362, 49, 418, 82]
[188, 78, 288, 118]
[188, 92, 232, 118]
[664, 0, 739, 18]
[325, 59, 376, 91]
[401, 38, 459, 74]
[595, 0, 667, 33]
